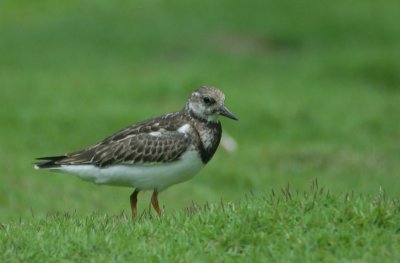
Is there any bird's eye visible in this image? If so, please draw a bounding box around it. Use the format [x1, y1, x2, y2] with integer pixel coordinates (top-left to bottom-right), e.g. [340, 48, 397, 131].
[203, 96, 214, 104]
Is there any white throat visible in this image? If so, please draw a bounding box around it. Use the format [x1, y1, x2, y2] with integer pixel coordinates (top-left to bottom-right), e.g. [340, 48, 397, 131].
[187, 102, 218, 123]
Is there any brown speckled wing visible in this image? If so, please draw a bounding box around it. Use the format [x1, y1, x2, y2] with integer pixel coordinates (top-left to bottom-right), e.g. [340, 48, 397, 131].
[39, 112, 194, 168]
[92, 131, 190, 167]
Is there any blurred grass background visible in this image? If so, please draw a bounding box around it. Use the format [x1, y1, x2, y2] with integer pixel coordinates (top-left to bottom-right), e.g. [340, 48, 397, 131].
[0, 0, 399, 221]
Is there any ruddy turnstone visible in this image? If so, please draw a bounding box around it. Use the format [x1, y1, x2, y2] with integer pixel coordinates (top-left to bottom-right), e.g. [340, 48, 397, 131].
[34, 86, 238, 217]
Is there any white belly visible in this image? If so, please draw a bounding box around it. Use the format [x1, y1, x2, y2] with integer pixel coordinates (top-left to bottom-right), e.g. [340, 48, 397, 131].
[57, 150, 204, 191]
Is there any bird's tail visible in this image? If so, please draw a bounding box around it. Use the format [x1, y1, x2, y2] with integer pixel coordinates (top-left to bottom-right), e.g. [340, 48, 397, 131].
[34, 156, 66, 169]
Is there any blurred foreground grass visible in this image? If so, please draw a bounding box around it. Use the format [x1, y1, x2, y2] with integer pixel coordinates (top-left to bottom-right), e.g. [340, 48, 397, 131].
[0, 0, 399, 221]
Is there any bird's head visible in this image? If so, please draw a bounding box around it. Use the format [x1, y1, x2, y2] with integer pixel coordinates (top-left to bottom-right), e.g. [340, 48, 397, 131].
[186, 86, 238, 122]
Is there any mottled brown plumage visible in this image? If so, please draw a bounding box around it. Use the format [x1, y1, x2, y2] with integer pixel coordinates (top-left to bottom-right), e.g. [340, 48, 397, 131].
[35, 110, 219, 168]
[56, 113, 191, 167]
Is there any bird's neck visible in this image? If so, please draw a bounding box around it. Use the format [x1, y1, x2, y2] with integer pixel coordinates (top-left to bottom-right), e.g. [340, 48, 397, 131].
[189, 116, 222, 163]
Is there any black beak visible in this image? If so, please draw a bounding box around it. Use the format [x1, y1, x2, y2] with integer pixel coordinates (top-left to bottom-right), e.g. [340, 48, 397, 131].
[219, 105, 238, 121]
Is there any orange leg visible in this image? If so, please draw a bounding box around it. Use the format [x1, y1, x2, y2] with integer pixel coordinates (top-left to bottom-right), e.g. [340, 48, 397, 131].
[151, 190, 162, 216]
[130, 189, 139, 218]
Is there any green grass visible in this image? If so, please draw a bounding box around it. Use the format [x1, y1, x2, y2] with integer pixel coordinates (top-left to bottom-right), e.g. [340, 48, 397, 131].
[1, 0, 400, 261]
[1, 183, 399, 262]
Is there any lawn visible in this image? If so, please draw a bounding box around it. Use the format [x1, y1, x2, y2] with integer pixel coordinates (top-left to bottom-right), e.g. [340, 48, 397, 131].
[1, 0, 399, 261]
[1, 183, 399, 262]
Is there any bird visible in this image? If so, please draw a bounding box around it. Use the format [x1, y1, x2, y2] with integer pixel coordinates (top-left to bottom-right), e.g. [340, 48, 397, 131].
[34, 86, 238, 217]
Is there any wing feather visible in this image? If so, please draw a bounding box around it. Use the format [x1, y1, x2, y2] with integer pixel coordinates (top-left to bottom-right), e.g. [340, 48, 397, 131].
[34, 111, 194, 168]
[53, 131, 191, 167]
